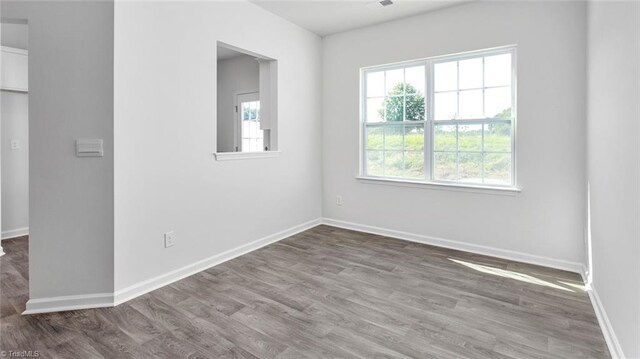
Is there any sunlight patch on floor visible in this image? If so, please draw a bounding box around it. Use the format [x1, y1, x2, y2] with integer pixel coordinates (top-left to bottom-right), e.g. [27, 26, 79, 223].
[448, 258, 577, 293]
[558, 281, 586, 291]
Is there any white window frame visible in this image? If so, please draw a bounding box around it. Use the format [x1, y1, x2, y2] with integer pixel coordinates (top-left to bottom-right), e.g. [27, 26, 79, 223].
[359, 46, 518, 191]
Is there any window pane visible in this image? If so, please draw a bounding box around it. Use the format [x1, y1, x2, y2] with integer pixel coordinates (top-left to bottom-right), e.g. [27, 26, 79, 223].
[459, 58, 483, 89]
[384, 96, 404, 121]
[434, 61, 457, 92]
[405, 95, 425, 121]
[434, 124, 456, 151]
[435, 92, 457, 120]
[366, 98, 385, 122]
[252, 120, 258, 138]
[458, 89, 483, 119]
[366, 126, 384, 150]
[367, 71, 385, 97]
[250, 102, 257, 120]
[405, 66, 425, 95]
[459, 152, 482, 183]
[384, 151, 404, 177]
[366, 150, 384, 176]
[485, 87, 511, 119]
[434, 152, 457, 180]
[404, 125, 424, 151]
[385, 69, 404, 96]
[484, 153, 512, 184]
[404, 151, 424, 179]
[242, 121, 250, 137]
[458, 124, 482, 152]
[242, 103, 250, 120]
[484, 123, 511, 152]
[384, 126, 404, 150]
[485, 53, 511, 87]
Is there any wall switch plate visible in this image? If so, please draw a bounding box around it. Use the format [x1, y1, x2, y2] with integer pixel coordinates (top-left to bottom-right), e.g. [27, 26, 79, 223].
[336, 195, 343, 206]
[10, 139, 19, 150]
[76, 139, 104, 157]
[164, 231, 175, 248]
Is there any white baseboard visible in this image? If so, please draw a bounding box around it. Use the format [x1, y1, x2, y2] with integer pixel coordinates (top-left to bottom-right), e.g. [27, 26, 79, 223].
[587, 287, 625, 359]
[21, 217, 587, 315]
[24, 292, 114, 315]
[2, 227, 29, 240]
[321, 218, 584, 274]
[113, 218, 322, 305]
[581, 264, 589, 284]
[22, 218, 322, 314]
[551, 264, 622, 358]
[21, 217, 622, 358]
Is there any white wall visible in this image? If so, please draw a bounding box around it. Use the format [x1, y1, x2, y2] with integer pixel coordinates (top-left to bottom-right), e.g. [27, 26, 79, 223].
[322, 1, 587, 268]
[114, 1, 322, 291]
[587, 2, 640, 357]
[1, 23, 27, 50]
[1, 22, 29, 239]
[217, 54, 259, 152]
[1, 91, 28, 238]
[1, 1, 114, 299]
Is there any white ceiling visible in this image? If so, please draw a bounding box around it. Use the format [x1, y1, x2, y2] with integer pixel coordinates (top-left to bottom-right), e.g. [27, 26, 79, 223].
[250, 0, 469, 36]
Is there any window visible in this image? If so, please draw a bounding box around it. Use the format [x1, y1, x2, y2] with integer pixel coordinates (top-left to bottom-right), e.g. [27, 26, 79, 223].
[361, 47, 516, 187]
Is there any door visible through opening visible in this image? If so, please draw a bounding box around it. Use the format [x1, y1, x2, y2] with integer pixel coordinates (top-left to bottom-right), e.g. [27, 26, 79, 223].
[236, 92, 263, 152]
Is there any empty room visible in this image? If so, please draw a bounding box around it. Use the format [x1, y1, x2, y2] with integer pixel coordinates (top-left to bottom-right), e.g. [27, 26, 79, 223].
[0, 0, 638, 358]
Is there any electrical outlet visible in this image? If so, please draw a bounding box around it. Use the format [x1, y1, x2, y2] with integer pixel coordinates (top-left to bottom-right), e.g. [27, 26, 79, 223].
[164, 231, 175, 248]
[10, 139, 19, 150]
[336, 195, 343, 206]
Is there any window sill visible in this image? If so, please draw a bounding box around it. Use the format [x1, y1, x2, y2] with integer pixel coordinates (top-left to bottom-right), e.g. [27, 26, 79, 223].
[355, 176, 521, 196]
[214, 151, 281, 161]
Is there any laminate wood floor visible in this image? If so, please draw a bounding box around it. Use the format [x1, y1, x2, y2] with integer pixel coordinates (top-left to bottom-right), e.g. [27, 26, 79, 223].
[1, 226, 610, 358]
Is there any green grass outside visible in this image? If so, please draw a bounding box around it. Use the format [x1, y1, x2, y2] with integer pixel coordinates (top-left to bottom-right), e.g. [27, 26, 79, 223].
[365, 125, 512, 183]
